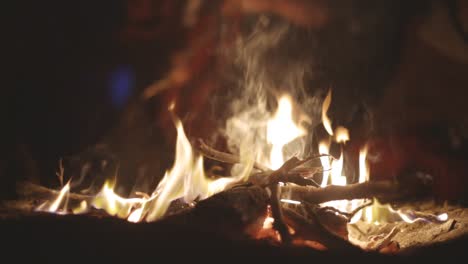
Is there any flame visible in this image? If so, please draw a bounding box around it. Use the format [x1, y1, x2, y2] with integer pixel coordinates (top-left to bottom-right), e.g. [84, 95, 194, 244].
[437, 213, 449, 222]
[35, 88, 449, 231]
[145, 117, 252, 222]
[266, 95, 307, 170]
[36, 181, 71, 214]
[319, 140, 331, 187]
[322, 89, 333, 136]
[335, 126, 349, 143]
[72, 201, 88, 214]
[358, 146, 374, 223]
[38, 112, 252, 223]
[319, 90, 372, 221]
[92, 180, 147, 219]
[320, 146, 349, 212]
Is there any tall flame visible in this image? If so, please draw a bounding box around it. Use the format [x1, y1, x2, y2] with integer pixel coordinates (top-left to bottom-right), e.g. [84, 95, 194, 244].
[145, 116, 253, 221]
[266, 95, 307, 170]
[322, 89, 333, 136]
[319, 89, 372, 220]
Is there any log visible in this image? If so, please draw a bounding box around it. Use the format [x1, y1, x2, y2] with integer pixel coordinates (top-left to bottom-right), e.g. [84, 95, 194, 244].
[281, 180, 421, 204]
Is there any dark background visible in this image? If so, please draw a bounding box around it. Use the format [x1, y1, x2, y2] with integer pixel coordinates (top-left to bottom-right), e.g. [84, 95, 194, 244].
[4, 1, 133, 198]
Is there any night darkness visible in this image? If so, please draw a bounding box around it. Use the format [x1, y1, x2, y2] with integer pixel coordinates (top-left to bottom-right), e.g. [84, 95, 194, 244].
[4, 1, 130, 198]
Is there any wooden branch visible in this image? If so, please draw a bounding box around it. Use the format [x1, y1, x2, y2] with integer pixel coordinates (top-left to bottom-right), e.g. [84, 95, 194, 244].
[281, 181, 407, 205]
[282, 206, 361, 253]
[264, 157, 304, 245]
[17, 182, 92, 201]
[249, 168, 320, 187]
[196, 139, 270, 171]
[318, 200, 374, 222]
[269, 183, 292, 244]
[196, 138, 329, 176]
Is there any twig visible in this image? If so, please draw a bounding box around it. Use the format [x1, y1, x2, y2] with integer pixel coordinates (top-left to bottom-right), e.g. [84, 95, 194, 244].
[249, 169, 321, 187]
[17, 182, 92, 201]
[282, 202, 361, 252]
[282, 181, 404, 205]
[265, 157, 303, 245]
[347, 200, 374, 221]
[196, 139, 269, 171]
[318, 200, 374, 222]
[196, 138, 330, 174]
[56, 158, 64, 187]
[269, 183, 292, 244]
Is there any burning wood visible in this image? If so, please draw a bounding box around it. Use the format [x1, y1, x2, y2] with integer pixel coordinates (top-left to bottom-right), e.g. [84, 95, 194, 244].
[9, 88, 463, 255]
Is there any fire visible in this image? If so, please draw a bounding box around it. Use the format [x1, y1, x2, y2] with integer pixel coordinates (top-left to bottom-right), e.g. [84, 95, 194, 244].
[318, 90, 373, 222]
[359, 146, 374, 223]
[36, 89, 448, 230]
[37, 110, 252, 222]
[266, 95, 307, 170]
[321, 89, 334, 136]
[36, 180, 71, 214]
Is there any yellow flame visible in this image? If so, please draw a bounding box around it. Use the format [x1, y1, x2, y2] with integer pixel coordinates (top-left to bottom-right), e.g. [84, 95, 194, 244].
[36, 181, 71, 214]
[37, 111, 252, 223]
[49, 181, 70, 213]
[359, 146, 373, 223]
[145, 117, 252, 222]
[322, 89, 333, 136]
[335, 126, 349, 143]
[318, 141, 331, 187]
[72, 201, 88, 214]
[321, 151, 349, 212]
[330, 153, 346, 186]
[317, 89, 371, 221]
[128, 207, 145, 223]
[266, 95, 307, 170]
[92, 180, 147, 219]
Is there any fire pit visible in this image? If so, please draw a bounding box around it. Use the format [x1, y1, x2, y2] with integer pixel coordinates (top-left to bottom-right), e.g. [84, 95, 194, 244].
[3, 0, 468, 262]
[3, 91, 468, 260]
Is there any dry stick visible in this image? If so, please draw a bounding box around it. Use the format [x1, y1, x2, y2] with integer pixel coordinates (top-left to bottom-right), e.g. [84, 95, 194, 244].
[197, 138, 327, 187]
[303, 202, 363, 252]
[282, 181, 403, 205]
[196, 139, 270, 171]
[282, 206, 360, 252]
[266, 157, 303, 245]
[319, 200, 374, 222]
[17, 181, 92, 201]
[270, 183, 292, 244]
